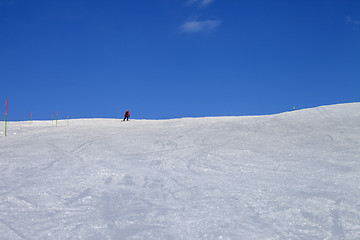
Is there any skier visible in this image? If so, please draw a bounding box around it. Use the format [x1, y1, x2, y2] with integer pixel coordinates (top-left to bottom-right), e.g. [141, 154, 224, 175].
[123, 110, 130, 121]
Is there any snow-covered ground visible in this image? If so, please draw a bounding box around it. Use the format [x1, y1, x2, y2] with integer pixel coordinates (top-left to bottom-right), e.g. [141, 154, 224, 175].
[0, 103, 359, 240]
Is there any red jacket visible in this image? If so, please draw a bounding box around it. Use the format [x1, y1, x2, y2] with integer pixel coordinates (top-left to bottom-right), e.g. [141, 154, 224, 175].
[125, 111, 130, 117]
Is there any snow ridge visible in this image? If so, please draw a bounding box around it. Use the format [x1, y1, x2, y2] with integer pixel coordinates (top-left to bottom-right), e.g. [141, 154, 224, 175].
[0, 103, 360, 239]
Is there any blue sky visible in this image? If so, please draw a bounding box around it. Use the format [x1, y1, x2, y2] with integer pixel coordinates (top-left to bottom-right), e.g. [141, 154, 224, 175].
[1, 0, 359, 120]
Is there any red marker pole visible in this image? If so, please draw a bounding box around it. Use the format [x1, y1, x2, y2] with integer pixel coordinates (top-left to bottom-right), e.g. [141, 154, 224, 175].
[56, 111, 59, 127]
[31, 112, 33, 121]
[5, 100, 7, 136]
[51, 114, 53, 126]
[67, 116, 69, 127]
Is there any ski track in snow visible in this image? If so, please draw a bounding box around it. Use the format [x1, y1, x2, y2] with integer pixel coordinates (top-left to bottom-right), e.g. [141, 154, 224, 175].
[0, 103, 360, 239]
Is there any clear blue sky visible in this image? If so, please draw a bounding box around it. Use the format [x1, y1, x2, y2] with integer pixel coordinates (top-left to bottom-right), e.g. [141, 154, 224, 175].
[1, 0, 359, 120]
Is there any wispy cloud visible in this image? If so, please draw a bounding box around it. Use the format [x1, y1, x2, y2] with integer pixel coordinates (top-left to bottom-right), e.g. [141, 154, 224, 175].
[346, 16, 360, 30]
[187, 0, 215, 8]
[180, 20, 221, 33]
[0, 0, 16, 7]
[181, 0, 220, 34]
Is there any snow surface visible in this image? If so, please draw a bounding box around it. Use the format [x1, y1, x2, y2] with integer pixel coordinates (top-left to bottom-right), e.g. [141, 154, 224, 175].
[0, 103, 360, 240]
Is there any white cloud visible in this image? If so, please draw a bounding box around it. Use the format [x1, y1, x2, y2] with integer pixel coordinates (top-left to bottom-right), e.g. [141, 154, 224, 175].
[346, 16, 360, 29]
[0, 0, 16, 7]
[180, 20, 221, 33]
[182, 0, 220, 34]
[199, 0, 215, 7]
[187, 0, 215, 8]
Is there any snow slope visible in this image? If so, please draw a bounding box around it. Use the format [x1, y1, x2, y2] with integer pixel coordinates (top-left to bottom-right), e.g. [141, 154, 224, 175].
[0, 103, 360, 240]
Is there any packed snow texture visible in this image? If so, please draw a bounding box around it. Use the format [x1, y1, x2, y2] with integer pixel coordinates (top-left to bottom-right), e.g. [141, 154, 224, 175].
[0, 103, 360, 240]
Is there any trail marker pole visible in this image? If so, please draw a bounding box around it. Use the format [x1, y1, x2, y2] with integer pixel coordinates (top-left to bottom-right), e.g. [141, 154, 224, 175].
[56, 111, 59, 127]
[5, 100, 7, 136]
[51, 114, 53, 126]
[67, 116, 69, 127]
[31, 112, 33, 121]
